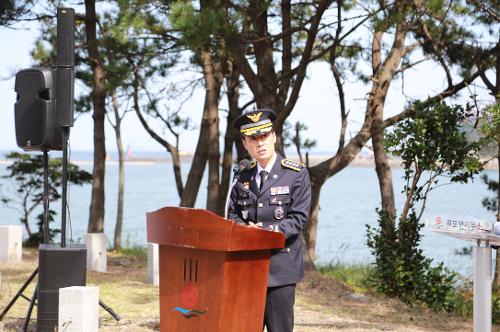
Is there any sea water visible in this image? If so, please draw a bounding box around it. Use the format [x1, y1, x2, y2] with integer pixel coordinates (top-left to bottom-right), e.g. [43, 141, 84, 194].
[0, 159, 496, 277]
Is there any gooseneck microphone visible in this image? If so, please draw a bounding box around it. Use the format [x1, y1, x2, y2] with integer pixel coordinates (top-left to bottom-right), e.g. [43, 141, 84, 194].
[233, 159, 253, 176]
[225, 159, 253, 219]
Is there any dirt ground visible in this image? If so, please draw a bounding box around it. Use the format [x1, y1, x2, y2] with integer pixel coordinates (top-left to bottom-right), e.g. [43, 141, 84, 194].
[0, 249, 497, 331]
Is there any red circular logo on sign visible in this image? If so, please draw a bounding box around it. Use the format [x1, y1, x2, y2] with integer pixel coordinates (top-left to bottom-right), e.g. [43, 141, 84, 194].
[436, 217, 442, 225]
[182, 283, 199, 308]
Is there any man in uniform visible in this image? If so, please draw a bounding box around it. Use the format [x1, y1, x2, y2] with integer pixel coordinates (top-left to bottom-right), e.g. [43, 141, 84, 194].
[228, 108, 311, 332]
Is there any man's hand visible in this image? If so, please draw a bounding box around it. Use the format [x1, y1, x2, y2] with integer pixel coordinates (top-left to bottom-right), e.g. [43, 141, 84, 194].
[268, 224, 280, 232]
[247, 221, 263, 228]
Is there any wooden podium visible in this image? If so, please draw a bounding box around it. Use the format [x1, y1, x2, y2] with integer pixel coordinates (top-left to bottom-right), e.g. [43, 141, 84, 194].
[147, 207, 285, 332]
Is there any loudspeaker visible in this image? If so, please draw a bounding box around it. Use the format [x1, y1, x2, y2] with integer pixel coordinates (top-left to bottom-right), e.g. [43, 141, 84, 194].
[14, 68, 62, 151]
[56, 8, 75, 67]
[37, 244, 86, 331]
[56, 7, 75, 127]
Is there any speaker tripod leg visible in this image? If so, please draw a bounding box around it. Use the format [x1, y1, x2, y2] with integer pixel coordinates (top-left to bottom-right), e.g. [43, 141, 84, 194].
[0, 267, 38, 321]
[22, 283, 38, 332]
[99, 300, 121, 321]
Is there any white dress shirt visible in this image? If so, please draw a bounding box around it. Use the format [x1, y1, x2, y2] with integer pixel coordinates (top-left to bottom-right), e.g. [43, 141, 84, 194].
[255, 152, 277, 186]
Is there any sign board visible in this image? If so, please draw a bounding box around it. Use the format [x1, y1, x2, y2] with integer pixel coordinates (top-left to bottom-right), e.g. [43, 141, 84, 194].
[425, 215, 500, 245]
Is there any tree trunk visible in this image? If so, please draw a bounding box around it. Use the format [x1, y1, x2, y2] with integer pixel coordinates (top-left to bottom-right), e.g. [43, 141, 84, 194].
[371, 101, 396, 218]
[180, 66, 223, 208]
[111, 93, 125, 249]
[200, 50, 223, 213]
[217, 58, 243, 216]
[230, 0, 330, 156]
[304, 119, 372, 259]
[304, 174, 324, 261]
[493, 152, 500, 290]
[131, 73, 184, 199]
[178, 118, 207, 208]
[369, 18, 408, 220]
[22, 215, 32, 237]
[85, 0, 106, 233]
[114, 135, 124, 249]
[492, 38, 500, 291]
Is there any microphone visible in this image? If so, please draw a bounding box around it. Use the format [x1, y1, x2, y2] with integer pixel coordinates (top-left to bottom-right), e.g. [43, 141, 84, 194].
[233, 159, 252, 176]
[226, 159, 252, 219]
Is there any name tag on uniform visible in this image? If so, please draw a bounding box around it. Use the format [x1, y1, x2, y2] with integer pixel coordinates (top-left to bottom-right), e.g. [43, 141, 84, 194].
[270, 186, 289, 195]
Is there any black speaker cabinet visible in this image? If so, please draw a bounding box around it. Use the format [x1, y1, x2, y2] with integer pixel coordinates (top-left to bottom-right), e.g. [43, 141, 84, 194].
[56, 7, 75, 127]
[14, 68, 62, 151]
[37, 244, 86, 331]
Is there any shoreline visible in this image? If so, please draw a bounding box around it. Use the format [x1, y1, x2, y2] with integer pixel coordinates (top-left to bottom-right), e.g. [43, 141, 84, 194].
[0, 155, 498, 169]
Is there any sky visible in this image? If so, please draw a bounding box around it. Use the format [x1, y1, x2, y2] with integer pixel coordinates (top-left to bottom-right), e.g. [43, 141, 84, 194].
[0, 19, 495, 157]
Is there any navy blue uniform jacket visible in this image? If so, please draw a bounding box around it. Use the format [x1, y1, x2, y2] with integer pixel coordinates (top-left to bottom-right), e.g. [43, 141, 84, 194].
[228, 154, 311, 287]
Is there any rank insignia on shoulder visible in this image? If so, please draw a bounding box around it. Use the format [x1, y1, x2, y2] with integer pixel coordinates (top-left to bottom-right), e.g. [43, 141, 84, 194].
[281, 159, 304, 171]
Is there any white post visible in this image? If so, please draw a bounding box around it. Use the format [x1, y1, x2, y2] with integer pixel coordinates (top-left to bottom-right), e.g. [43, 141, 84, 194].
[59, 286, 99, 332]
[0, 225, 22, 263]
[147, 243, 159, 286]
[473, 241, 492, 332]
[84, 233, 107, 272]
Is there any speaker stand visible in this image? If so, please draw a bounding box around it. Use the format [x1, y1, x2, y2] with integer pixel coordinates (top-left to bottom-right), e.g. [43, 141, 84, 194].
[0, 267, 38, 322]
[0, 150, 121, 330]
[0, 267, 121, 329]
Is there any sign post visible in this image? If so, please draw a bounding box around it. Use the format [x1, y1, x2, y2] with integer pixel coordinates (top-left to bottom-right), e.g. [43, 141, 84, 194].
[426, 215, 497, 332]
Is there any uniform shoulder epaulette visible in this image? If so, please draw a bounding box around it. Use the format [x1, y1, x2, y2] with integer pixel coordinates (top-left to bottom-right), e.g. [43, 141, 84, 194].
[281, 159, 304, 171]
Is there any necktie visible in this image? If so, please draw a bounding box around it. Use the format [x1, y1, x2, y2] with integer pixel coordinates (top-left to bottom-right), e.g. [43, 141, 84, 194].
[259, 170, 268, 191]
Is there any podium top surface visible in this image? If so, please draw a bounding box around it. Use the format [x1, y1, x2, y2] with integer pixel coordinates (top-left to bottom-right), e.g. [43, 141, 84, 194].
[425, 215, 500, 245]
[147, 207, 285, 252]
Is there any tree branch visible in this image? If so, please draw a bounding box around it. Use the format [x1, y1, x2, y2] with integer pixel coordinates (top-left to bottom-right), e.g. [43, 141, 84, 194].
[281, 0, 333, 123]
[383, 69, 484, 128]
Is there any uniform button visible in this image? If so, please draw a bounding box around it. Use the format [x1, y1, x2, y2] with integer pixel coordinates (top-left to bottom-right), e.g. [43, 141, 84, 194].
[286, 248, 290, 253]
[258, 203, 263, 208]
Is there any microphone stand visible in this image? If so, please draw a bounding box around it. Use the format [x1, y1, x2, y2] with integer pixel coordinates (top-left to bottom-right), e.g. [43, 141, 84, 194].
[224, 175, 239, 219]
[225, 160, 252, 219]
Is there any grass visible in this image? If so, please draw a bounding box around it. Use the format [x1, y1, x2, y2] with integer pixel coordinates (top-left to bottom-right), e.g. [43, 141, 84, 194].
[316, 261, 500, 324]
[0, 247, 160, 331]
[317, 263, 373, 293]
[110, 246, 148, 260]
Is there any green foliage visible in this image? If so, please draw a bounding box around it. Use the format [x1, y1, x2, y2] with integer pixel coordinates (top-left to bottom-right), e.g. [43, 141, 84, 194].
[367, 101, 482, 311]
[385, 101, 482, 185]
[1, 152, 92, 246]
[170, 1, 233, 51]
[480, 104, 500, 146]
[24, 210, 58, 247]
[479, 104, 500, 221]
[482, 173, 499, 213]
[367, 211, 457, 310]
[0, 0, 34, 26]
[283, 121, 316, 150]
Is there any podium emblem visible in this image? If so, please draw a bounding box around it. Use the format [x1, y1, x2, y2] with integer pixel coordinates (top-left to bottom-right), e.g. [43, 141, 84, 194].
[182, 283, 199, 308]
[172, 258, 208, 318]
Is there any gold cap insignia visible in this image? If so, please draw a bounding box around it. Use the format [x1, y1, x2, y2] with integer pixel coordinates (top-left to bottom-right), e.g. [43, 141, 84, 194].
[246, 112, 262, 123]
